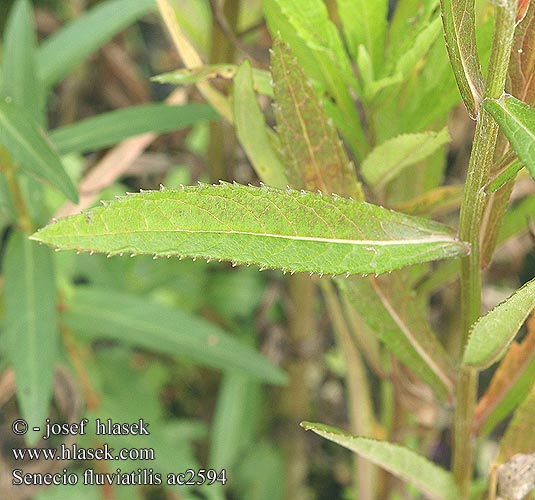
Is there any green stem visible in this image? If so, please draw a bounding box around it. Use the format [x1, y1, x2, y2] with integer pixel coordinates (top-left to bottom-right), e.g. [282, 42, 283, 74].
[208, 0, 240, 182]
[322, 280, 376, 500]
[281, 273, 316, 500]
[453, 2, 516, 497]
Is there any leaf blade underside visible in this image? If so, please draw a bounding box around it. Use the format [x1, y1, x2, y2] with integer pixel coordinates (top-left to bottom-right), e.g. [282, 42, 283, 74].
[32, 184, 469, 276]
[483, 95, 535, 180]
[301, 422, 460, 500]
[463, 277, 535, 369]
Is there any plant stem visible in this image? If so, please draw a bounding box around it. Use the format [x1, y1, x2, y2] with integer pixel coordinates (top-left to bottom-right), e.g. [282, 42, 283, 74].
[454, 2, 516, 497]
[208, 0, 240, 182]
[281, 273, 316, 500]
[322, 280, 376, 500]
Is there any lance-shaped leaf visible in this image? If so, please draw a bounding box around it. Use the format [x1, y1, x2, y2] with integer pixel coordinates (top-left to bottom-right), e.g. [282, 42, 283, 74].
[233, 61, 287, 188]
[0, 101, 78, 202]
[37, 0, 155, 88]
[463, 277, 535, 369]
[336, 0, 388, 71]
[301, 422, 460, 500]
[62, 287, 286, 385]
[271, 38, 364, 200]
[1, 0, 43, 124]
[31, 184, 469, 276]
[362, 128, 450, 188]
[498, 193, 535, 244]
[154, 64, 273, 96]
[508, 2, 535, 104]
[263, 1, 368, 160]
[439, 0, 484, 118]
[484, 95, 535, 179]
[50, 103, 217, 155]
[338, 274, 454, 399]
[476, 313, 535, 434]
[3, 231, 58, 441]
[498, 383, 535, 464]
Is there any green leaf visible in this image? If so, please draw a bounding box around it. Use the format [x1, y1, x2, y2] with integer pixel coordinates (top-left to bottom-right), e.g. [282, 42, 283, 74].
[264, 0, 355, 88]
[3, 231, 58, 437]
[1, 0, 43, 123]
[209, 371, 262, 470]
[301, 422, 460, 500]
[484, 95, 535, 179]
[477, 320, 535, 436]
[439, 0, 484, 118]
[386, 0, 439, 65]
[394, 17, 442, 81]
[480, 352, 535, 437]
[31, 183, 469, 276]
[463, 278, 535, 369]
[263, 0, 368, 159]
[271, 38, 364, 200]
[153, 64, 274, 96]
[336, 0, 388, 71]
[62, 287, 287, 385]
[498, 193, 535, 244]
[49, 103, 217, 155]
[0, 101, 78, 202]
[362, 128, 450, 188]
[37, 0, 155, 88]
[488, 159, 523, 193]
[507, 3, 535, 105]
[233, 61, 287, 188]
[234, 441, 284, 500]
[338, 274, 454, 400]
[498, 382, 535, 464]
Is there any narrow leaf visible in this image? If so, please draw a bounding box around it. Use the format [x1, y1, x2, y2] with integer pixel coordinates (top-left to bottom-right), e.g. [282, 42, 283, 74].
[362, 128, 450, 188]
[264, 0, 355, 88]
[1, 0, 43, 123]
[484, 95, 535, 179]
[439, 0, 484, 118]
[498, 193, 535, 244]
[0, 101, 78, 202]
[393, 185, 464, 217]
[508, 2, 535, 104]
[336, 0, 388, 70]
[37, 0, 155, 88]
[62, 287, 287, 385]
[271, 38, 364, 200]
[50, 103, 217, 155]
[498, 382, 535, 464]
[301, 422, 460, 500]
[153, 64, 273, 96]
[481, 354, 535, 436]
[233, 61, 287, 188]
[339, 274, 455, 400]
[517, 0, 531, 24]
[395, 17, 443, 81]
[476, 312, 535, 434]
[3, 231, 58, 437]
[209, 371, 261, 469]
[263, 0, 368, 160]
[488, 159, 523, 192]
[31, 183, 469, 276]
[463, 277, 535, 369]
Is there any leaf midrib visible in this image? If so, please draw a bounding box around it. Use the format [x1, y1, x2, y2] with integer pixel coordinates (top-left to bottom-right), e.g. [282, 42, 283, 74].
[49, 227, 462, 247]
